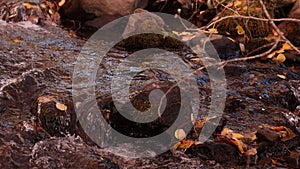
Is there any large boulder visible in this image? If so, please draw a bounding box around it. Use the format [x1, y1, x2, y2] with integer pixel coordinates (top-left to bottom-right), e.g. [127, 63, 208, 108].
[80, 0, 136, 16]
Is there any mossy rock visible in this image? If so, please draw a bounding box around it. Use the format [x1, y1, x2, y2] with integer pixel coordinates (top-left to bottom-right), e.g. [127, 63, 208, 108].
[215, 0, 276, 38]
[115, 33, 185, 50]
[245, 38, 273, 54]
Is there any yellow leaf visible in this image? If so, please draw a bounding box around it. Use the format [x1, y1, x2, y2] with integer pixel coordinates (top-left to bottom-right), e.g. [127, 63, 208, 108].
[174, 129, 186, 140]
[48, 9, 54, 15]
[221, 128, 233, 136]
[13, 39, 20, 43]
[276, 48, 285, 53]
[56, 103, 67, 111]
[24, 3, 32, 9]
[276, 54, 286, 63]
[234, 1, 242, 7]
[233, 133, 244, 139]
[173, 142, 181, 150]
[282, 43, 291, 50]
[40, 3, 47, 9]
[242, 6, 248, 11]
[266, 51, 276, 58]
[277, 74, 286, 79]
[58, 0, 66, 7]
[208, 28, 218, 34]
[236, 25, 245, 35]
[231, 138, 245, 153]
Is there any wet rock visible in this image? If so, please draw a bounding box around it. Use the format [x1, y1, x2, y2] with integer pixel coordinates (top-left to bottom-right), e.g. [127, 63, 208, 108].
[30, 137, 119, 169]
[185, 142, 243, 164]
[290, 80, 300, 102]
[1, 9, 300, 168]
[30, 96, 76, 137]
[283, 150, 300, 168]
[257, 127, 280, 142]
[78, 0, 135, 17]
[278, 0, 300, 36]
[186, 31, 241, 60]
[106, 81, 185, 137]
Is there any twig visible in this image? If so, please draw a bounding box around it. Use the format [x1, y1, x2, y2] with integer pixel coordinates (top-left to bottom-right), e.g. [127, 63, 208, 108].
[203, 15, 300, 30]
[259, 0, 300, 54]
[246, 41, 276, 56]
[223, 37, 280, 62]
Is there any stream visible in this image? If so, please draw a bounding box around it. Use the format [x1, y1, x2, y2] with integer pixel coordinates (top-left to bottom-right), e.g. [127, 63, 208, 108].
[0, 20, 300, 168]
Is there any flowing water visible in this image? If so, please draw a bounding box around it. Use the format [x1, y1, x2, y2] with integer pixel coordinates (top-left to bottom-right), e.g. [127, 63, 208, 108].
[0, 20, 300, 168]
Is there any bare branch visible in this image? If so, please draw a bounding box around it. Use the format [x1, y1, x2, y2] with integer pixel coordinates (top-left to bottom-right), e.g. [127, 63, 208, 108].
[203, 16, 300, 30]
[259, 0, 300, 54]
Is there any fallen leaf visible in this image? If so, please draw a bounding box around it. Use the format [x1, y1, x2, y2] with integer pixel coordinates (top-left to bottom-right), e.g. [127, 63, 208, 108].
[236, 25, 245, 35]
[276, 54, 286, 63]
[267, 51, 276, 58]
[277, 74, 286, 79]
[13, 39, 20, 43]
[230, 138, 246, 153]
[178, 139, 195, 149]
[282, 43, 292, 50]
[173, 142, 181, 149]
[24, 3, 32, 9]
[268, 126, 285, 131]
[242, 6, 248, 11]
[177, 8, 182, 15]
[221, 128, 233, 136]
[175, 129, 186, 140]
[58, 0, 66, 7]
[234, 1, 242, 7]
[48, 9, 54, 15]
[268, 126, 296, 141]
[56, 102, 67, 111]
[208, 28, 218, 34]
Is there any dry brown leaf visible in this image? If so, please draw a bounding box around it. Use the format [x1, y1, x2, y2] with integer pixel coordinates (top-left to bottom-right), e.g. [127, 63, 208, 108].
[178, 139, 195, 149]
